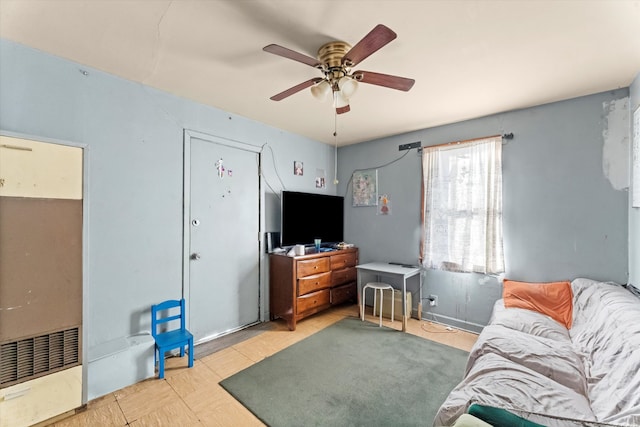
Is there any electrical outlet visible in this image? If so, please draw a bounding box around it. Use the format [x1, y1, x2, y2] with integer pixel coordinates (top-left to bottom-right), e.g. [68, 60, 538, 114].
[428, 294, 438, 307]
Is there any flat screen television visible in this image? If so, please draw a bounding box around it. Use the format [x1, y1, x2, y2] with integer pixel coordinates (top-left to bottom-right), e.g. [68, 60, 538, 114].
[280, 191, 344, 247]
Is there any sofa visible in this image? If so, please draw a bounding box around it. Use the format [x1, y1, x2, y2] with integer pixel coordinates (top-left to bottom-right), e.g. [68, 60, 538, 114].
[434, 278, 640, 427]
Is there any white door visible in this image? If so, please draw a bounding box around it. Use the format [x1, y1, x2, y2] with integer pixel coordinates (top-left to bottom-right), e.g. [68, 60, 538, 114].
[185, 132, 261, 342]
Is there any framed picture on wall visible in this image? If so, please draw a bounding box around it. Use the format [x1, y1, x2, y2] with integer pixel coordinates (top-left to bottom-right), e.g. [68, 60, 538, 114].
[352, 169, 378, 206]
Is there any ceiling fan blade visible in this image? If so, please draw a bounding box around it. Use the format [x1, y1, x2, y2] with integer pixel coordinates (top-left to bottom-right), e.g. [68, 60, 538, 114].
[270, 78, 323, 101]
[353, 70, 415, 91]
[263, 44, 320, 68]
[342, 24, 397, 67]
[336, 105, 350, 114]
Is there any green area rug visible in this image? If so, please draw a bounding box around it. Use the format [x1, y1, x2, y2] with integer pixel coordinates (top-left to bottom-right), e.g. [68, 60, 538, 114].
[220, 317, 469, 427]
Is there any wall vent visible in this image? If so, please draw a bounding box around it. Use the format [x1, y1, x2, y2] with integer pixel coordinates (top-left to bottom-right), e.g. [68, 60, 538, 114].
[0, 327, 80, 388]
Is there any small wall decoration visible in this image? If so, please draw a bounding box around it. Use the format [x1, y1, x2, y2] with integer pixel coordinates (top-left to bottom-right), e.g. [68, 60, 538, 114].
[352, 169, 378, 206]
[294, 161, 303, 176]
[215, 158, 225, 178]
[377, 194, 391, 215]
[315, 168, 326, 188]
[215, 158, 234, 179]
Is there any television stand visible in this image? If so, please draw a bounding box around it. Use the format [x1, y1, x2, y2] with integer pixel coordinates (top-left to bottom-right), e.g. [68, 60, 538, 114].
[269, 247, 358, 330]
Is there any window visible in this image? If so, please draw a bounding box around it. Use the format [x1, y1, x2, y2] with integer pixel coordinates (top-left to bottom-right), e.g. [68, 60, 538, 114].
[420, 136, 504, 274]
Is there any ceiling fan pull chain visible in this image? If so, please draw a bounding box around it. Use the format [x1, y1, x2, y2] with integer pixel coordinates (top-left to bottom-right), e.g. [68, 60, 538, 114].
[333, 111, 339, 185]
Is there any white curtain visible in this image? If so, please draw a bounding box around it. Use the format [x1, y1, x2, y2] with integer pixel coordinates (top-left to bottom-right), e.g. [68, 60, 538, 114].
[421, 136, 504, 274]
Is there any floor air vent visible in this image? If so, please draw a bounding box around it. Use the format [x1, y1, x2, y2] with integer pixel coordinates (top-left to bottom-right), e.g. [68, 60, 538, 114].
[0, 327, 80, 388]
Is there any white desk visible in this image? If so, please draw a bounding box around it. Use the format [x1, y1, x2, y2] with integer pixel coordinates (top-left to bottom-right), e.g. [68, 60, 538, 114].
[356, 262, 422, 331]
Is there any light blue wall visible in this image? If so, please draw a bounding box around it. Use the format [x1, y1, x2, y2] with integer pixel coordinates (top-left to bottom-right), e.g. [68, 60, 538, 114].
[0, 38, 336, 399]
[338, 89, 629, 331]
[630, 73, 640, 288]
[1, 35, 634, 400]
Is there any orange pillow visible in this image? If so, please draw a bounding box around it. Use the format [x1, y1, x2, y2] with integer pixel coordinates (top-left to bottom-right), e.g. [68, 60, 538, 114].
[503, 280, 573, 329]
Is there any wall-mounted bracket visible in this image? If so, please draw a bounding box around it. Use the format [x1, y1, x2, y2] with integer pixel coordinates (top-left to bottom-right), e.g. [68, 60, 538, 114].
[398, 142, 421, 151]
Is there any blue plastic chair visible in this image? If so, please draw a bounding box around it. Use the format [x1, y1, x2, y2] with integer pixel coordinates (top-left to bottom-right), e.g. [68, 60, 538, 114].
[151, 298, 194, 379]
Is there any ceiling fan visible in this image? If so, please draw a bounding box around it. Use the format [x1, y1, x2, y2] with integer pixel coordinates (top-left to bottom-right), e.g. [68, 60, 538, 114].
[263, 24, 415, 114]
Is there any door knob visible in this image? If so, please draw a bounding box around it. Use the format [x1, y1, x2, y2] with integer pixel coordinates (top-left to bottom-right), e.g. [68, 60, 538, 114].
[190, 253, 201, 260]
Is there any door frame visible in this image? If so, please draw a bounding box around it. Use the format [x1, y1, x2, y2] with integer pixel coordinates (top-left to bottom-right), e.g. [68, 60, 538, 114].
[182, 129, 265, 336]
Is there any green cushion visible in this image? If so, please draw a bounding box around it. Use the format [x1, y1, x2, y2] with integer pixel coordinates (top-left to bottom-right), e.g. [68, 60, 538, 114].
[468, 404, 545, 427]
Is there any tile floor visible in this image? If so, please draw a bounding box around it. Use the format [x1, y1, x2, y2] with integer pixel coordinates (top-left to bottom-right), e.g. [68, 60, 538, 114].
[48, 304, 478, 427]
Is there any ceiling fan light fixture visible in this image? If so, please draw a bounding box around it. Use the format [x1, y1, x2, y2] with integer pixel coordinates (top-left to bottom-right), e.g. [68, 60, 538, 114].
[311, 80, 331, 101]
[338, 76, 358, 98]
[333, 90, 349, 109]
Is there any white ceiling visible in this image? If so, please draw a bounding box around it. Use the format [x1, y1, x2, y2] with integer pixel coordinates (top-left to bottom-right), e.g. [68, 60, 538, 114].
[1, 0, 639, 146]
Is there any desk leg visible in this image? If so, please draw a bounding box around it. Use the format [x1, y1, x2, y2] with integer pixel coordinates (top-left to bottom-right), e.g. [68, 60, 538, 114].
[402, 279, 407, 332]
[357, 271, 362, 320]
[418, 271, 423, 321]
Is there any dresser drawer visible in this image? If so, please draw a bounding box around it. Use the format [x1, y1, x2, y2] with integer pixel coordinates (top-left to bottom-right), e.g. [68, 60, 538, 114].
[297, 257, 330, 278]
[330, 252, 357, 270]
[297, 289, 330, 314]
[331, 267, 356, 286]
[331, 282, 357, 305]
[298, 272, 331, 296]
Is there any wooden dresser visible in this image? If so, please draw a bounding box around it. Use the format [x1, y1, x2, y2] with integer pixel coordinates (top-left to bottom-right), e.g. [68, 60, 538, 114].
[269, 247, 358, 330]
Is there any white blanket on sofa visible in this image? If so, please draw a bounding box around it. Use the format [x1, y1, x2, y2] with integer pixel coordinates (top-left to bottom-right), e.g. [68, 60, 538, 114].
[570, 279, 640, 425]
[436, 352, 595, 424]
[434, 279, 640, 427]
[467, 324, 587, 395]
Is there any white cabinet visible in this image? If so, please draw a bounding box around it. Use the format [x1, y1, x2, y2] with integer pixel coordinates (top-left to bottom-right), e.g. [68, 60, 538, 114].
[0, 366, 82, 427]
